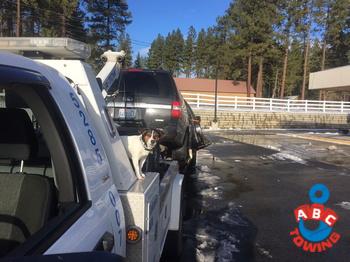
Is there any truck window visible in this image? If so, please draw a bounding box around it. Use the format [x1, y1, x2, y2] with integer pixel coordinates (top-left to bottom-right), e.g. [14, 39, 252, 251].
[110, 71, 176, 101]
[0, 81, 87, 256]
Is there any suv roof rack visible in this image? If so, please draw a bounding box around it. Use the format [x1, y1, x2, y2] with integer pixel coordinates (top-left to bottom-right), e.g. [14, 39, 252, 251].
[0, 37, 91, 60]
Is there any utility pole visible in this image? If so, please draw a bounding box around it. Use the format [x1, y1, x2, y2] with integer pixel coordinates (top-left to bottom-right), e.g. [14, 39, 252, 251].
[214, 64, 218, 123]
[16, 0, 20, 37]
[246, 51, 252, 97]
[319, 6, 329, 101]
[280, 40, 289, 98]
[301, 32, 310, 100]
[212, 27, 226, 127]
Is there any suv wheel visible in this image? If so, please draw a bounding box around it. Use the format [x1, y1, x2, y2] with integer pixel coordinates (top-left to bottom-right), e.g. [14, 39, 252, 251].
[172, 133, 190, 173]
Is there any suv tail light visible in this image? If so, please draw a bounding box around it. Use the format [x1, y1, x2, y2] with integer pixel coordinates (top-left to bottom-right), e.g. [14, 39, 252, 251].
[171, 101, 182, 119]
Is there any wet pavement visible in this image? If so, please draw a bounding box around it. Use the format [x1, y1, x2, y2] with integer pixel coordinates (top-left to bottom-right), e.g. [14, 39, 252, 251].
[182, 130, 350, 262]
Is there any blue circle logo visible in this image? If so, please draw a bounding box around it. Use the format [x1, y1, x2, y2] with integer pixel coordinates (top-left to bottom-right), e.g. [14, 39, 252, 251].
[290, 184, 340, 252]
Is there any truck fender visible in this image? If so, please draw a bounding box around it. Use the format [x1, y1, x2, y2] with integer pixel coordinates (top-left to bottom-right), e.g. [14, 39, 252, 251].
[168, 174, 184, 230]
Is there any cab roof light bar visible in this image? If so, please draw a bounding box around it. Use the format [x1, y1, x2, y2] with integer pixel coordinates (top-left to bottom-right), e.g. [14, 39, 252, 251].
[0, 37, 91, 60]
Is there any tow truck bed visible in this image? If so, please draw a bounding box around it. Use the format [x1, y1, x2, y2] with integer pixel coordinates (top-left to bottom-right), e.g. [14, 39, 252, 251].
[119, 161, 180, 262]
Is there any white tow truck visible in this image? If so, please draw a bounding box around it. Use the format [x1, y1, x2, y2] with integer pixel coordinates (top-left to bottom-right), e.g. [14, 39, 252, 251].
[0, 38, 184, 261]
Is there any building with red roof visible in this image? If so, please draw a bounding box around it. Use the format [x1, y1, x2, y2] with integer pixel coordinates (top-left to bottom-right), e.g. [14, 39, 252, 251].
[174, 78, 256, 97]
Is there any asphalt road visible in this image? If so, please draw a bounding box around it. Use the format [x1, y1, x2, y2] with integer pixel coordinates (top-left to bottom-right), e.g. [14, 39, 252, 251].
[182, 130, 350, 262]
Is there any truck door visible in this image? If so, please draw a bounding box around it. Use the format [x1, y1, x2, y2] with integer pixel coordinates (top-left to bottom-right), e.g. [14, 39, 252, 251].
[0, 63, 125, 258]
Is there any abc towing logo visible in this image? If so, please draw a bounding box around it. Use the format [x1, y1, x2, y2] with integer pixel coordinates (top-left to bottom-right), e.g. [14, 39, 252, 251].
[290, 184, 340, 252]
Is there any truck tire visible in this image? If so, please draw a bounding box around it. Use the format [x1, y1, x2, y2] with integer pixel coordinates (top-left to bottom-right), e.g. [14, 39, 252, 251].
[162, 187, 184, 260]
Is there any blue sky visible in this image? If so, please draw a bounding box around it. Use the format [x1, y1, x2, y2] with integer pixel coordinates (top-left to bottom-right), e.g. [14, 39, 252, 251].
[127, 0, 231, 59]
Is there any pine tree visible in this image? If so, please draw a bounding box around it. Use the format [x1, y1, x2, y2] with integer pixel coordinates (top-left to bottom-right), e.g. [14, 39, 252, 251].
[0, 0, 83, 38]
[66, 4, 87, 41]
[85, 0, 132, 66]
[294, 0, 317, 99]
[163, 29, 184, 76]
[214, 16, 232, 80]
[183, 26, 196, 77]
[285, 39, 304, 96]
[0, 0, 16, 36]
[147, 34, 165, 69]
[324, 0, 349, 68]
[133, 53, 147, 68]
[86, 0, 131, 49]
[222, 0, 278, 97]
[134, 52, 142, 68]
[276, 0, 300, 98]
[118, 33, 132, 68]
[21, 0, 40, 36]
[58, 0, 80, 36]
[203, 27, 218, 78]
[140, 56, 148, 68]
[194, 29, 206, 78]
[37, 0, 79, 37]
[142, 0, 349, 100]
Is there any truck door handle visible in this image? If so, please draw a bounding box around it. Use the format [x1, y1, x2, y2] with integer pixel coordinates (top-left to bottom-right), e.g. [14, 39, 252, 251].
[94, 232, 115, 252]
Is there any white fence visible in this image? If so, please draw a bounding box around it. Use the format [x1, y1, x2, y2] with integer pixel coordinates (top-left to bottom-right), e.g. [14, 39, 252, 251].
[182, 92, 350, 114]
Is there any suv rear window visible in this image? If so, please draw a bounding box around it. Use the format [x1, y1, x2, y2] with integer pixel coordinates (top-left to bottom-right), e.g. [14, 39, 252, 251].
[109, 71, 177, 100]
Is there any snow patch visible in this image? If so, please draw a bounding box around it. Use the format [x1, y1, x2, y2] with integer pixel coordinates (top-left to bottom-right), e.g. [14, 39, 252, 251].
[266, 145, 280, 151]
[257, 246, 273, 259]
[220, 206, 249, 227]
[335, 172, 350, 177]
[196, 172, 221, 183]
[223, 140, 235, 144]
[199, 165, 211, 172]
[216, 239, 239, 261]
[268, 152, 307, 165]
[199, 188, 222, 199]
[307, 132, 339, 135]
[336, 201, 350, 210]
[327, 145, 337, 150]
[200, 151, 214, 158]
[196, 249, 216, 262]
[201, 152, 214, 157]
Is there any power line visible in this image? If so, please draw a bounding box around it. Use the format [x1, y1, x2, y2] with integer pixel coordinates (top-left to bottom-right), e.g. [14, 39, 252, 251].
[131, 41, 150, 47]
[2, 0, 85, 23]
[1, 2, 152, 47]
[131, 39, 151, 45]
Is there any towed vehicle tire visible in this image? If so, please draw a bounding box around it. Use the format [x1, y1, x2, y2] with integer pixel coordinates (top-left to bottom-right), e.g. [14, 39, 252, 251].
[188, 149, 197, 174]
[172, 133, 190, 173]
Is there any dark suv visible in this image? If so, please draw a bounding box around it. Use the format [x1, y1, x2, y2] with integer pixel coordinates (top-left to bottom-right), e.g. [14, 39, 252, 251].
[106, 69, 204, 169]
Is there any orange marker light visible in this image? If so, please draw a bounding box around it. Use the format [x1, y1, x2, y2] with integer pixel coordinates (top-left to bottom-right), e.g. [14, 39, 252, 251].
[126, 226, 142, 243]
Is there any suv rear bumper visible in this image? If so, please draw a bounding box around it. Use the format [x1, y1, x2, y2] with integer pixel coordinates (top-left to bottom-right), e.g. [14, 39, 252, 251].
[116, 124, 183, 149]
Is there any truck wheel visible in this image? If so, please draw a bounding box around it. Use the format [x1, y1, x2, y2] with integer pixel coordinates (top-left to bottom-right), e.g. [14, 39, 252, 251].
[162, 188, 184, 259]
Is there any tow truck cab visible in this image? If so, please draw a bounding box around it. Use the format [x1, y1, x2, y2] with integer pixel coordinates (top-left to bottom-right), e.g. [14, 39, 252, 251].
[0, 38, 183, 261]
